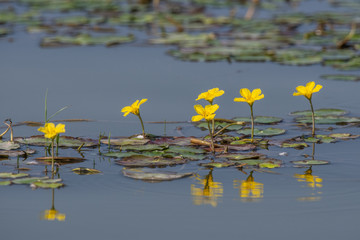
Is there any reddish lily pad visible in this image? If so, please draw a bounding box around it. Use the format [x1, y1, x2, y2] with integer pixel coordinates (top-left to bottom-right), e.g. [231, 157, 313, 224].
[0, 149, 36, 157]
[35, 156, 85, 164]
[101, 137, 150, 146]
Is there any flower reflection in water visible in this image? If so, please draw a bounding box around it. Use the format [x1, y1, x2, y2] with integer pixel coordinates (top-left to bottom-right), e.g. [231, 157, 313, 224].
[191, 169, 223, 207]
[234, 171, 264, 202]
[294, 166, 323, 202]
[40, 188, 66, 221]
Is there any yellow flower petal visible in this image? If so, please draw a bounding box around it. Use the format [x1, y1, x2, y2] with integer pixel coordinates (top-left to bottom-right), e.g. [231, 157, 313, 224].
[122, 99, 147, 117]
[293, 81, 322, 100]
[192, 115, 204, 122]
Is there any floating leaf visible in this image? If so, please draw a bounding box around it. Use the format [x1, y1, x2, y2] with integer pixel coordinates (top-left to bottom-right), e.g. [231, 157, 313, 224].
[233, 158, 282, 166]
[328, 133, 360, 139]
[0, 149, 36, 157]
[259, 162, 281, 168]
[195, 121, 243, 131]
[217, 152, 264, 160]
[122, 168, 193, 182]
[233, 116, 282, 124]
[291, 160, 330, 165]
[295, 116, 360, 124]
[0, 181, 11, 186]
[0, 141, 21, 150]
[115, 155, 187, 167]
[0, 172, 29, 179]
[15, 135, 97, 148]
[290, 108, 348, 116]
[72, 168, 102, 175]
[237, 128, 286, 136]
[281, 142, 309, 149]
[198, 162, 235, 168]
[320, 74, 360, 82]
[31, 181, 64, 189]
[12, 177, 49, 184]
[120, 144, 168, 152]
[101, 138, 149, 146]
[35, 156, 85, 164]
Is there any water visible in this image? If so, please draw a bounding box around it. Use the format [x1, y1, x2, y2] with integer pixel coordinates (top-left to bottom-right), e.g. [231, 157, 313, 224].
[1, 0, 360, 239]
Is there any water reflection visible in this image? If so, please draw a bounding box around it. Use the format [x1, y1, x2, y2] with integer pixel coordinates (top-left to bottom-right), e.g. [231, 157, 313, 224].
[294, 166, 323, 202]
[40, 188, 66, 221]
[234, 171, 264, 202]
[191, 168, 223, 207]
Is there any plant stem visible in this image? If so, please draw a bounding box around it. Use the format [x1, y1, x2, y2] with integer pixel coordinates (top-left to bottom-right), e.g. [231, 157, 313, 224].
[309, 98, 315, 137]
[51, 138, 55, 173]
[207, 120, 215, 153]
[138, 113, 146, 137]
[250, 104, 254, 143]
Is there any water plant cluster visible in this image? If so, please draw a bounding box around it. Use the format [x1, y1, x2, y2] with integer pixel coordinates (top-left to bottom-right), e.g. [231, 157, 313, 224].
[1, 0, 360, 78]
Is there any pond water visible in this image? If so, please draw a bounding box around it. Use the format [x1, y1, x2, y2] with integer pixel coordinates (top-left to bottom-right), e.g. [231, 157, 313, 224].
[1, 0, 360, 239]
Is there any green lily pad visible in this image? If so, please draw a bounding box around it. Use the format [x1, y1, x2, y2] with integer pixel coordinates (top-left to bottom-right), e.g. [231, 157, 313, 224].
[328, 133, 360, 139]
[233, 158, 282, 166]
[198, 162, 235, 168]
[304, 137, 321, 143]
[41, 34, 135, 47]
[0, 149, 36, 157]
[115, 155, 187, 167]
[72, 168, 102, 175]
[35, 156, 85, 164]
[0, 141, 21, 150]
[0, 172, 29, 179]
[295, 116, 360, 124]
[237, 128, 286, 136]
[217, 152, 264, 160]
[12, 177, 49, 184]
[120, 144, 168, 152]
[291, 160, 329, 165]
[122, 168, 193, 181]
[320, 74, 360, 82]
[259, 162, 281, 168]
[31, 181, 64, 189]
[0, 27, 9, 37]
[15, 135, 97, 148]
[331, 57, 360, 71]
[0, 181, 11, 186]
[149, 32, 215, 45]
[281, 142, 309, 149]
[101, 138, 150, 146]
[233, 116, 282, 124]
[195, 121, 243, 131]
[290, 108, 348, 116]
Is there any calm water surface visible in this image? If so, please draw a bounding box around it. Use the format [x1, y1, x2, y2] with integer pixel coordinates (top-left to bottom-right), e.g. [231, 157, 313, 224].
[1, 0, 360, 239]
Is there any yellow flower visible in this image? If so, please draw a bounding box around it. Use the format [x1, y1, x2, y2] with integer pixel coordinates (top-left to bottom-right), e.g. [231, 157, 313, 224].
[196, 88, 224, 104]
[293, 81, 323, 100]
[234, 88, 264, 106]
[38, 123, 65, 139]
[121, 99, 147, 117]
[191, 104, 219, 122]
[41, 209, 66, 221]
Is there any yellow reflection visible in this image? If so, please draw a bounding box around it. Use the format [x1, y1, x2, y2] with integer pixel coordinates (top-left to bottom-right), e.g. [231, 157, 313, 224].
[40, 188, 66, 221]
[191, 169, 223, 207]
[294, 166, 323, 202]
[234, 171, 264, 202]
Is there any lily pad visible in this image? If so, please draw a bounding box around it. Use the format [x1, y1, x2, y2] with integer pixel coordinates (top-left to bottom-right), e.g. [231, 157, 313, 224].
[0, 172, 29, 179]
[12, 177, 49, 184]
[15, 135, 97, 148]
[290, 108, 348, 116]
[281, 142, 309, 149]
[115, 155, 187, 167]
[320, 74, 360, 82]
[291, 160, 330, 165]
[72, 168, 102, 175]
[120, 144, 168, 152]
[259, 162, 281, 168]
[35, 156, 85, 164]
[0, 149, 36, 157]
[122, 168, 193, 181]
[31, 179, 64, 189]
[295, 116, 360, 124]
[233, 116, 282, 124]
[198, 162, 235, 168]
[0, 141, 21, 150]
[237, 128, 286, 136]
[328, 133, 360, 139]
[233, 158, 282, 166]
[101, 138, 149, 146]
[0, 181, 11, 186]
[217, 153, 264, 160]
[195, 121, 243, 131]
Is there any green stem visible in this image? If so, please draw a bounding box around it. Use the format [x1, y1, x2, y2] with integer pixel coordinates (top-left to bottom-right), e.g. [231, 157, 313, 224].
[138, 113, 146, 137]
[51, 138, 55, 173]
[250, 104, 254, 143]
[309, 98, 315, 137]
[207, 120, 215, 153]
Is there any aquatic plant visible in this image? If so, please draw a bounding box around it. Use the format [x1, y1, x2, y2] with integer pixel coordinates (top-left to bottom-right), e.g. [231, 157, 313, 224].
[196, 87, 224, 135]
[191, 104, 219, 152]
[121, 99, 148, 137]
[293, 81, 323, 136]
[234, 88, 264, 142]
[38, 123, 66, 173]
